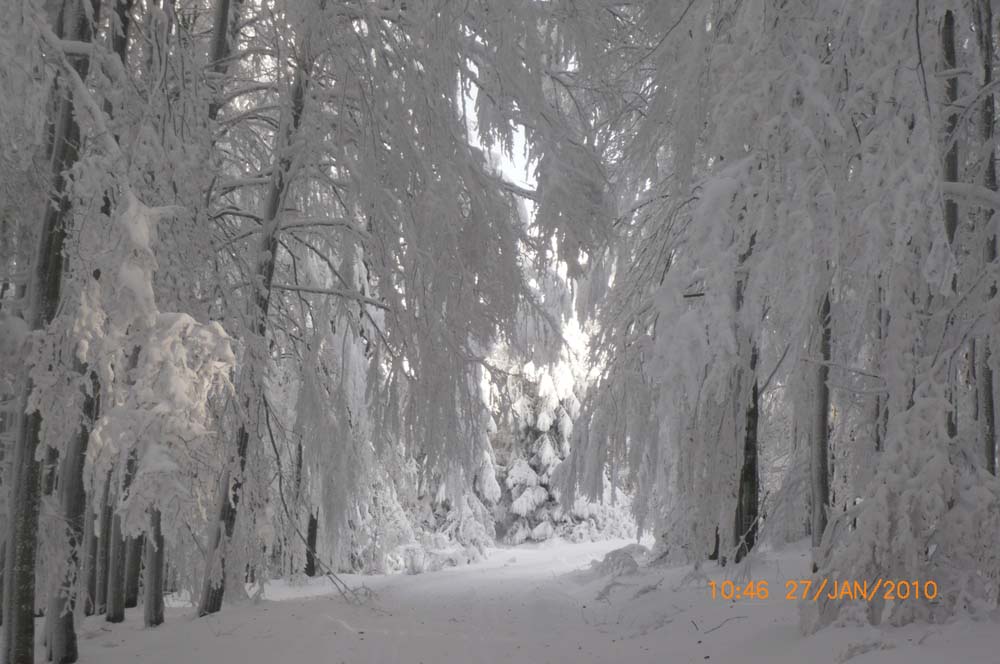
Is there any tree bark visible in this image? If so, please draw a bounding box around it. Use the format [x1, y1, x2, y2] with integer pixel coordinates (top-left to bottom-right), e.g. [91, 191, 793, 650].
[811, 292, 831, 552]
[976, 0, 998, 475]
[94, 473, 112, 614]
[192, 0, 243, 618]
[106, 454, 137, 623]
[207, 0, 243, 121]
[943, 10, 959, 437]
[292, 438, 320, 576]
[123, 535, 143, 609]
[734, 348, 759, 564]
[2, 2, 98, 661]
[198, 428, 249, 615]
[82, 508, 97, 617]
[304, 512, 319, 577]
[105, 512, 127, 623]
[0, 544, 4, 629]
[199, 32, 312, 616]
[48, 371, 99, 664]
[731, 231, 758, 565]
[874, 279, 887, 453]
[143, 510, 165, 627]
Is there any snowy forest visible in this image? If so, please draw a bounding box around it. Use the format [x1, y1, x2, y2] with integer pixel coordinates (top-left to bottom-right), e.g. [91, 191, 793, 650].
[3, 0, 1000, 662]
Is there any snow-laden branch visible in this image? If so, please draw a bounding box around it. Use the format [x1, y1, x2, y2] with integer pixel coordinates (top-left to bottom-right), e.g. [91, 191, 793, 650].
[281, 218, 370, 238]
[271, 283, 388, 310]
[36, 20, 123, 168]
[499, 179, 539, 202]
[940, 181, 1000, 211]
[217, 217, 370, 246]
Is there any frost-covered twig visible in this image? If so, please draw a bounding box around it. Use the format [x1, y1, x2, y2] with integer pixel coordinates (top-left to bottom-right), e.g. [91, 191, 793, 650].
[759, 342, 792, 393]
[703, 616, 747, 634]
[632, 577, 664, 599]
[270, 283, 388, 310]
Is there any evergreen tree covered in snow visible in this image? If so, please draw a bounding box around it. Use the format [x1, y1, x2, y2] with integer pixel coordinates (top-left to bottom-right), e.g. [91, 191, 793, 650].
[493, 359, 633, 545]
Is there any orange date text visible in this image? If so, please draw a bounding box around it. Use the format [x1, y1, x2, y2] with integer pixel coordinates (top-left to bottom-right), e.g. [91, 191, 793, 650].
[708, 579, 938, 602]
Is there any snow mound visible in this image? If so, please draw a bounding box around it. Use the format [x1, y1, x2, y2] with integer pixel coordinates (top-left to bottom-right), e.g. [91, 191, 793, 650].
[593, 544, 648, 577]
[397, 543, 483, 575]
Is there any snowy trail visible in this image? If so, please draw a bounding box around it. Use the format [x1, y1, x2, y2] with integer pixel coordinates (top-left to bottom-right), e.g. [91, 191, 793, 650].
[75, 539, 999, 664]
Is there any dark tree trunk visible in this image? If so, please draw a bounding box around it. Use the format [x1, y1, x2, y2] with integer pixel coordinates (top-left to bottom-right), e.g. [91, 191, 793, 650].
[83, 508, 97, 616]
[105, 513, 128, 623]
[707, 527, 722, 564]
[143, 510, 165, 628]
[2, 2, 98, 660]
[95, 473, 113, 614]
[976, 0, 998, 475]
[49, 371, 99, 664]
[124, 535, 144, 609]
[304, 512, 319, 577]
[292, 440, 319, 577]
[291, 440, 303, 574]
[106, 454, 137, 623]
[208, 0, 243, 121]
[199, 427, 250, 616]
[811, 292, 832, 557]
[732, 232, 758, 566]
[943, 10, 959, 436]
[943, 11, 959, 248]
[734, 347, 759, 564]
[874, 280, 886, 453]
[0, 543, 4, 628]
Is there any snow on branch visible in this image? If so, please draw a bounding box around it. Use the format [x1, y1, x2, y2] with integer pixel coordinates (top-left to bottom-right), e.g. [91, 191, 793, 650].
[271, 283, 389, 310]
[940, 181, 1000, 211]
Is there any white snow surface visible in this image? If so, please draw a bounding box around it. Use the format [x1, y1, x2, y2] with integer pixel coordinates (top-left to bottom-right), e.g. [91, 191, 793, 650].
[69, 539, 999, 664]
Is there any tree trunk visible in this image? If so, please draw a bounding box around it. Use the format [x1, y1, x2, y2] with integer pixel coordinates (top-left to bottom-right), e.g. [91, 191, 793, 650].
[291, 440, 303, 574]
[2, 3, 97, 661]
[731, 232, 758, 565]
[48, 371, 98, 664]
[304, 512, 319, 577]
[4, 283, 46, 664]
[874, 279, 886, 453]
[82, 508, 97, 617]
[734, 347, 759, 564]
[811, 292, 831, 553]
[208, 0, 243, 121]
[94, 473, 113, 614]
[976, 0, 998, 475]
[192, 0, 243, 618]
[198, 428, 250, 615]
[292, 439, 319, 577]
[124, 535, 143, 609]
[105, 513, 127, 623]
[198, 35, 312, 616]
[143, 510, 165, 628]
[707, 526, 722, 564]
[106, 454, 136, 623]
[943, 9, 959, 437]
[0, 544, 4, 628]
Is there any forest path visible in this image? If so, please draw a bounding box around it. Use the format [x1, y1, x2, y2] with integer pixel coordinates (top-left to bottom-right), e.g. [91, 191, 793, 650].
[75, 539, 632, 664]
[74, 538, 998, 664]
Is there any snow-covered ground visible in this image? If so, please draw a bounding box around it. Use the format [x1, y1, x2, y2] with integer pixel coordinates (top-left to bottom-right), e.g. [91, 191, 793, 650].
[73, 539, 998, 664]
